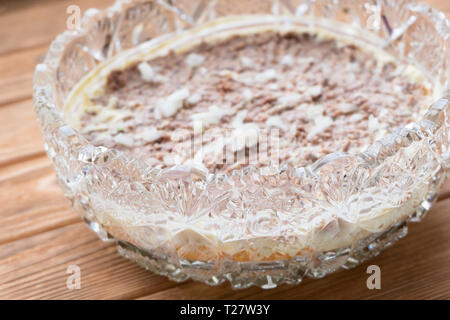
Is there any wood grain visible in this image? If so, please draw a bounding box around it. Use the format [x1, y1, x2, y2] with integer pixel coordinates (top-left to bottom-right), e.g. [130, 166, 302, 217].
[0, 223, 180, 300]
[0, 160, 77, 245]
[0, 45, 47, 106]
[0, 0, 111, 55]
[0, 100, 45, 165]
[0, 0, 449, 300]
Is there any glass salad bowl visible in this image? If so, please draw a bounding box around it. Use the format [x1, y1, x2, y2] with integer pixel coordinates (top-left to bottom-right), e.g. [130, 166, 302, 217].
[33, 0, 450, 289]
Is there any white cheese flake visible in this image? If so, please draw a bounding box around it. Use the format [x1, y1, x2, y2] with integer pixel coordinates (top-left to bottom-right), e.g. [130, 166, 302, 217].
[185, 53, 205, 67]
[192, 120, 203, 135]
[306, 85, 323, 98]
[187, 93, 202, 105]
[257, 69, 277, 82]
[268, 83, 279, 90]
[231, 123, 259, 151]
[242, 88, 254, 102]
[139, 127, 162, 143]
[183, 159, 209, 175]
[237, 69, 277, 85]
[137, 61, 167, 83]
[393, 85, 403, 94]
[348, 113, 364, 122]
[94, 108, 131, 123]
[132, 23, 144, 45]
[240, 56, 254, 68]
[307, 116, 333, 140]
[266, 116, 288, 131]
[305, 104, 324, 120]
[281, 54, 294, 66]
[368, 115, 380, 133]
[228, 110, 259, 151]
[190, 105, 234, 128]
[336, 103, 359, 114]
[277, 93, 302, 106]
[113, 134, 135, 147]
[157, 88, 190, 117]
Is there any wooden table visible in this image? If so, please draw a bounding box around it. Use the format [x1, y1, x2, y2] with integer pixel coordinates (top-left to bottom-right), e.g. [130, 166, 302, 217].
[0, 0, 449, 300]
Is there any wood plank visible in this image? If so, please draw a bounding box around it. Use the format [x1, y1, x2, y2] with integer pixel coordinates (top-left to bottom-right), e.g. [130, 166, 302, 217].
[139, 198, 450, 300]
[0, 99, 44, 165]
[0, 0, 112, 55]
[0, 223, 180, 300]
[0, 160, 78, 245]
[0, 45, 47, 106]
[0, 153, 48, 182]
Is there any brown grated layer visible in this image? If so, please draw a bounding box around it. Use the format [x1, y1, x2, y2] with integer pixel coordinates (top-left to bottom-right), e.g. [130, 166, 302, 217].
[79, 31, 433, 174]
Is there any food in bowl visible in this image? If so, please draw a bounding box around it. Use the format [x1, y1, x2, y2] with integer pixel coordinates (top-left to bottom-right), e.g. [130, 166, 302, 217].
[68, 27, 435, 174]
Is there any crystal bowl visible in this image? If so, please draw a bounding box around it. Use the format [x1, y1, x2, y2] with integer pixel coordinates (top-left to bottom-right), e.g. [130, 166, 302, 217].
[33, 0, 450, 289]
